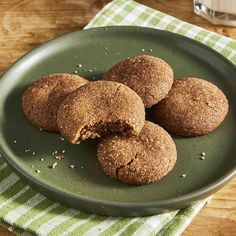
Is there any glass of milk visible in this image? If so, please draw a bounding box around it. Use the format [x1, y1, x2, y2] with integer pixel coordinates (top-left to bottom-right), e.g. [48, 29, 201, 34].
[194, 0, 236, 26]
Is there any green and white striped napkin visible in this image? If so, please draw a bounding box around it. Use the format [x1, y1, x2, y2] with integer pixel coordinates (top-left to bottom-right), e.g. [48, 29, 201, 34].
[0, 0, 235, 235]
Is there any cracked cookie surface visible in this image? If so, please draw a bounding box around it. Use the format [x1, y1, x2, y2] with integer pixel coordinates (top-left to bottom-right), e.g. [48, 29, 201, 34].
[103, 55, 173, 108]
[22, 73, 88, 132]
[97, 121, 177, 185]
[57, 80, 145, 144]
[153, 77, 229, 136]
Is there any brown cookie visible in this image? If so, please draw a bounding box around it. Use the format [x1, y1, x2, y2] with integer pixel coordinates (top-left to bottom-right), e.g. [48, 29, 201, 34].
[103, 55, 174, 108]
[97, 121, 177, 185]
[153, 77, 229, 136]
[57, 80, 145, 144]
[22, 73, 88, 132]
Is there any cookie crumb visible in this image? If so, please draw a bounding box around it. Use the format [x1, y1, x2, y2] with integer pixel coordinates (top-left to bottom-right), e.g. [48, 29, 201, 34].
[74, 70, 78, 74]
[200, 156, 206, 160]
[36, 169, 41, 174]
[60, 137, 65, 141]
[201, 152, 206, 157]
[180, 174, 186, 178]
[69, 164, 76, 169]
[55, 155, 64, 160]
[77, 64, 83, 68]
[50, 162, 58, 169]
[52, 150, 58, 155]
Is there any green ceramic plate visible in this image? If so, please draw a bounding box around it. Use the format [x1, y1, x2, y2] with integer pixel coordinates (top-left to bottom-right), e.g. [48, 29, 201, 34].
[0, 26, 236, 217]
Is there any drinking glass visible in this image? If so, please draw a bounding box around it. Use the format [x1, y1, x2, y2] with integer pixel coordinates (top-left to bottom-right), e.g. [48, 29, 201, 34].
[194, 0, 236, 26]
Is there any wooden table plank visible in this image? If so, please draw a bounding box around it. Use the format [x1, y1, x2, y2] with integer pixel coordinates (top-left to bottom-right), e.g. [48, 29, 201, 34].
[0, 1, 235, 235]
[0, 229, 12, 236]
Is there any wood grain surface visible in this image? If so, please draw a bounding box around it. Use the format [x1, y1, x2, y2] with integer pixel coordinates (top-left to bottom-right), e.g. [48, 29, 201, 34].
[0, 0, 236, 235]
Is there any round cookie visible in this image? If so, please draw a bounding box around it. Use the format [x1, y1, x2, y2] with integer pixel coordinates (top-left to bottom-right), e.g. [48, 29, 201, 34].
[97, 121, 177, 185]
[103, 55, 174, 108]
[22, 73, 88, 132]
[153, 77, 229, 136]
[57, 80, 145, 144]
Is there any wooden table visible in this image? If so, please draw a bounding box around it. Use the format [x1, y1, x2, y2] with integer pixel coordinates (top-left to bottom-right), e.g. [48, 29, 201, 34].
[0, 1, 235, 235]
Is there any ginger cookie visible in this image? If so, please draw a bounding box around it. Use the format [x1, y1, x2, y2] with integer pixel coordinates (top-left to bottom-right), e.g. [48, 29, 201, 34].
[153, 77, 229, 136]
[103, 55, 174, 108]
[57, 80, 145, 144]
[22, 73, 88, 132]
[97, 121, 177, 185]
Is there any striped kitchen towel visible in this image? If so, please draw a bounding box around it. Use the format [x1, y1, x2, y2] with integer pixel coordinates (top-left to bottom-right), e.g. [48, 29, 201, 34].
[1, 0, 235, 235]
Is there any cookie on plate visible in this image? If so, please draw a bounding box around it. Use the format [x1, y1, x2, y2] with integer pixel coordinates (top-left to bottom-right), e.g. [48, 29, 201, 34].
[22, 73, 88, 132]
[57, 80, 145, 144]
[103, 55, 174, 108]
[153, 77, 229, 136]
[97, 121, 177, 185]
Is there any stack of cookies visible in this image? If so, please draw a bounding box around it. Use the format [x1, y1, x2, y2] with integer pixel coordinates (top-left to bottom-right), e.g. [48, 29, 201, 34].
[22, 55, 228, 185]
